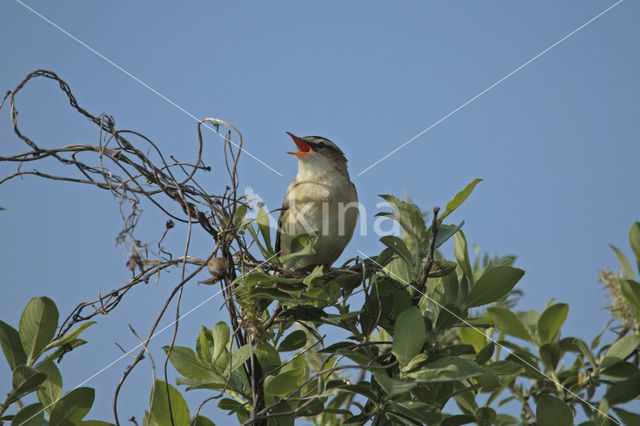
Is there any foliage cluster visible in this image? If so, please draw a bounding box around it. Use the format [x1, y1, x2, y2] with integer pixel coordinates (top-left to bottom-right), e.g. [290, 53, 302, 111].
[0, 298, 103, 425]
[2, 188, 640, 425]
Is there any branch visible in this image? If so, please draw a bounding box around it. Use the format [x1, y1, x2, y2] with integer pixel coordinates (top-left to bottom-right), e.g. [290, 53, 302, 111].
[510, 383, 537, 423]
[417, 206, 440, 294]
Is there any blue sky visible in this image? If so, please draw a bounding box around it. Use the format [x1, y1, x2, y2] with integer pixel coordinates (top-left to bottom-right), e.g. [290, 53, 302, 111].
[1, 0, 639, 422]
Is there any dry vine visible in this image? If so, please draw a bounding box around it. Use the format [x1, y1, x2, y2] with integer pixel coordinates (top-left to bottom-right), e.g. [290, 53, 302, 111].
[0, 70, 276, 425]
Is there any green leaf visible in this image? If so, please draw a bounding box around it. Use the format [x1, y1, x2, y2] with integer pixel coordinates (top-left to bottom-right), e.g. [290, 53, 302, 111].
[318, 341, 355, 354]
[475, 407, 496, 425]
[147, 380, 190, 426]
[474, 371, 499, 392]
[457, 273, 470, 307]
[49, 387, 95, 426]
[336, 348, 371, 366]
[19, 297, 59, 364]
[429, 260, 459, 278]
[0, 319, 27, 371]
[212, 322, 230, 360]
[12, 403, 44, 426]
[279, 305, 326, 322]
[217, 397, 247, 412]
[256, 207, 273, 252]
[162, 346, 220, 381]
[518, 310, 540, 339]
[435, 304, 464, 330]
[279, 232, 318, 266]
[610, 244, 633, 279]
[247, 287, 296, 301]
[442, 271, 459, 305]
[458, 323, 487, 353]
[438, 178, 482, 224]
[9, 365, 47, 403]
[384, 256, 416, 283]
[269, 401, 295, 425]
[388, 401, 442, 424]
[604, 373, 640, 404]
[277, 330, 307, 352]
[596, 399, 610, 426]
[600, 360, 639, 380]
[487, 360, 525, 376]
[537, 303, 569, 344]
[620, 280, 640, 312]
[452, 383, 477, 414]
[466, 267, 525, 308]
[536, 394, 573, 426]
[435, 344, 475, 357]
[245, 225, 272, 260]
[454, 230, 473, 281]
[487, 307, 533, 342]
[228, 344, 252, 375]
[44, 321, 96, 352]
[298, 395, 325, 418]
[413, 357, 485, 382]
[264, 368, 303, 397]
[401, 353, 428, 373]
[255, 343, 281, 374]
[494, 414, 520, 425]
[196, 326, 213, 365]
[539, 342, 561, 371]
[302, 265, 324, 286]
[190, 416, 216, 426]
[629, 222, 640, 265]
[505, 350, 544, 379]
[441, 414, 476, 426]
[380, 235, 415, 268]
[392, 307, 426, 367]
[36, 338, 87, 367]
[565, 337, 597, 369]
[601, 333, 640, 369]
[613, 407, 640, 426]
[36, 361, 63, 415]
[434, 221, 464, 249]
[297, 398, 323, 417]
[473, 342, 495, 365]
[371, 371, 416, 396]
[378, 194, 428, 244]
[232, 204, 248, 228]
[80, 421, 116, 426]
[344, 414, 373, 425]
[340, 381, 377, 401]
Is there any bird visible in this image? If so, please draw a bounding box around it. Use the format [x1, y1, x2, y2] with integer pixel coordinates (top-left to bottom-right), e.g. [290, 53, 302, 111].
[275, 132, 358, 269]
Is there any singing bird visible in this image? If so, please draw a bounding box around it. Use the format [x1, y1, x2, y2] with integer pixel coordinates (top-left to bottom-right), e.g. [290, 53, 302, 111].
[275, 133, 358, 269]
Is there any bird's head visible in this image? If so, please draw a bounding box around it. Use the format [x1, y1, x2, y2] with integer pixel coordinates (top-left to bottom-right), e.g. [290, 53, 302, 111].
[286, 132, 349, 178]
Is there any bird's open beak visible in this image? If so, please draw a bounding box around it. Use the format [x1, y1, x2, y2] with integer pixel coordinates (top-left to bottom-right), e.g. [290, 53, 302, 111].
[286, 132, 312, 156]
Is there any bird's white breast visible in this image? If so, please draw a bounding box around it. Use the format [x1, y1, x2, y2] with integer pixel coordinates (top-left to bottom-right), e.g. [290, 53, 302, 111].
[281, 169, 358, 268]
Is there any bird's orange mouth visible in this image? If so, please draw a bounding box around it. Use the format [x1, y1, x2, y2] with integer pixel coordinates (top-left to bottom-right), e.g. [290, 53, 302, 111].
[286, 132, 312, 156]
